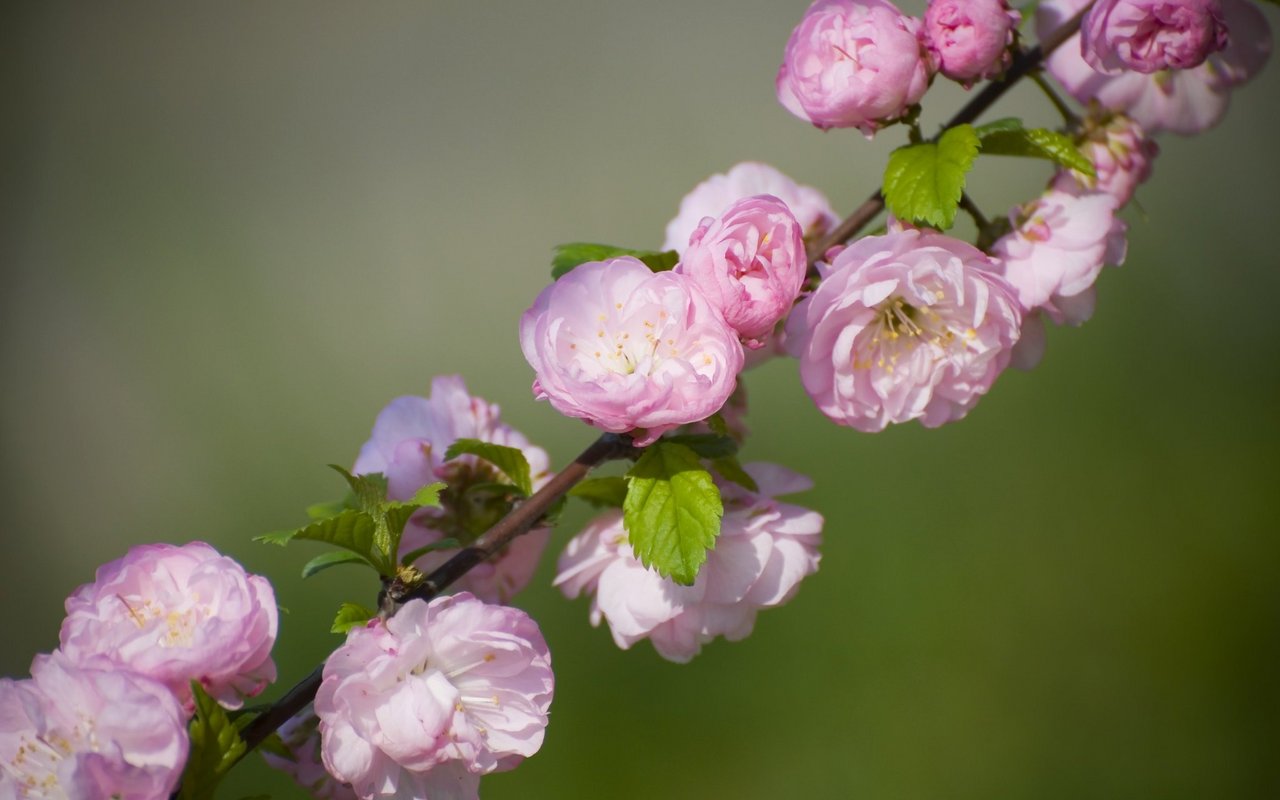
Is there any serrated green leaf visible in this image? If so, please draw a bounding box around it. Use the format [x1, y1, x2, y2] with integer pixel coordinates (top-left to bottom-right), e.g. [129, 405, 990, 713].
[551, 243, 679, 279]
[301, 550, 372, 579]
[327, 465, 389, 514]
[287, 509, 384, 568]
[978, 127, 1094, 176]
[253, 529, 296, 547]
[662, 433, 738, 460]
[332, 602, 377, 634]
[404, 482, 444, 508]
[401, 537, 462, 565]
[305, 493, 357, 520]
[623, 442, 723, 585]
[569, 476, 629, 508]
[711, 455, 759, 493]
[180, 683, 247, 800]
[705, 412, 730, 437]
[882, 124, 980, 229]
[444, 439, 533, 496]
[974, 117, 1023, 137]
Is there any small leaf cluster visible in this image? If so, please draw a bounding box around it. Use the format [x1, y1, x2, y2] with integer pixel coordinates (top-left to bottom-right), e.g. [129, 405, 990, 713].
[551, 242, 679, 279]
[179, 683, 250, 800]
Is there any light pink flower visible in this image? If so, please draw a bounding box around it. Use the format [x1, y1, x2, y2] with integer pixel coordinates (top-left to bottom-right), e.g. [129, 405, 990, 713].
[777, 0, 934, 135]
[354, 375, 553, 604]
[315, 594, 551, 799]
[58, 541, 277, 710]
[991, 188, 1128, 326]
[520, 258, 744, 446]
[924, 0, 1021, 85]
[1051, 113, 1158, 207]
[662, 162, 839, 255]
[786, 229, 1022, 432]
[555, 463, 822, 663]
[1040, 0, 1271, 134]
[0, 654, 188, 800]
[1083, 0, 1228, 73]
[676, 195, 807, 347]
[262, 708, 360, 800]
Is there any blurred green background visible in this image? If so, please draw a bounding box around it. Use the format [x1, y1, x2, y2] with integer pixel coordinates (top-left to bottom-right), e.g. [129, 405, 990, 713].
[5, 2, 1279, 797]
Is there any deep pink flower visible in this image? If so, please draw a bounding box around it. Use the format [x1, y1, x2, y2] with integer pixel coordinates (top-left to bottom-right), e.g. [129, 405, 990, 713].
[520, 258, 744, 446]
[555, 463, 822, 663]
[58, 541, 277, 710]
[991, 188, 1128, 326]
[924, 0, 1021, 85]
[315, 594, 551, 799]
[662, 162, 838, 254]
[676, 195, 807, 347]
[1051, 113, 1158, 207]
[354, 375, 553, 604]
[0, 654, 188, 799]
[1083, 0, 1228, 73]
[786, 229, 1022, 432]
[1040, 0, 1271, 134]
[777, 0, 934, 135]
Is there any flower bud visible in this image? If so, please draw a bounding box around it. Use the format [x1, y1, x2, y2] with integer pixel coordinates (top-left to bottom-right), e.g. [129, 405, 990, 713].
[1051, 113, 1158, 207]
[1083, 0, 1228, 74]
[923, 0, 1021, 85]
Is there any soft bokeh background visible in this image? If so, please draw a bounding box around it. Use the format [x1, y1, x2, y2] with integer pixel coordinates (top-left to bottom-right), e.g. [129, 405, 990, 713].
[5, 2, 1278, 797]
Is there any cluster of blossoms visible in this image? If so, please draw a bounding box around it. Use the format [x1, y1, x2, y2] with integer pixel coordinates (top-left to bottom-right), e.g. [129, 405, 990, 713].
[2, 542, 278, 798]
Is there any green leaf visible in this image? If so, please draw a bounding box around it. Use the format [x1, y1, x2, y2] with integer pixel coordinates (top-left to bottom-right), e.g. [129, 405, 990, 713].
[623, 442, 723, 585]
[551, 243, 679, 279]
[300, 550, 371, 579]
[404, 482, 444, 508]
[180, 683, 247, 800]
[257, 732, 292, 761]
[281, 509, 384, 568]
[569, 476, 629, 508]
[974, 117, 1023, 137]
[327, 465, 389, 514]
[705, 412, 731, 438]
[305, 494, 356, 520]
[662, 433, 738, 460]
[332, 602, 377, 634]
[882, 124, 981, 229]
[254, 529, 296, 547]
[401, 537, 463, 565]
[444, 439, 533, 496]
[711, 455, 759, 493]
[977, 126, 1094, 176]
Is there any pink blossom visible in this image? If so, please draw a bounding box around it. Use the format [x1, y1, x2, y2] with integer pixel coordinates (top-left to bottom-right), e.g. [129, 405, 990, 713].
[315, 594, 552, 799]
[777, 0, 934, 135]
[785, 229, 1022, 432]
[58, 541, 277, 710]
[1040, 0, 1271, 134]
[924, 0, 1021, 85]
[520, 258, 744, 446]
[1051, 113, 1158, 207]
[555, 463, 822, 663]
[354, 375, 553, 604]
[991, 188, 1128, 326]
[0, 654, 188, 799]
[262, 708, 360, 800]
[1082, 0, 1228, 73]
[676, 195, 807, 347]
[662, 162, 838, 255]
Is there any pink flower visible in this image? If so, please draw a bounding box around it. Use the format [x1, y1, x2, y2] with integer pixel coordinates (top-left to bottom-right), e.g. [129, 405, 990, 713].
[1051, 113, 1158, 207]
[354, 375, 553, 604]
[262, 708, 360, 800]
[0, 654, 188, 799]
[58, 541, 277, 710]
[786, 229, 1022, 432]
[1082, 0, 1228, 73]
[676, 195, 807, 347]
[991, 188, 1128, 326]
[662, 162, 838, 255]
[520, 258, 744, 446]
[1040, 0, 1272, 134]
[776, 0, 934, 135]
[315, 594, 552, 799]
[924, 0, 1021, 85]
[555, 463, 822, 663]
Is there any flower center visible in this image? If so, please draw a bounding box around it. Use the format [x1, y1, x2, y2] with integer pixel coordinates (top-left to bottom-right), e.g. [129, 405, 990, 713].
[2, 730, 75, 799]
[853, 295, 972, 373]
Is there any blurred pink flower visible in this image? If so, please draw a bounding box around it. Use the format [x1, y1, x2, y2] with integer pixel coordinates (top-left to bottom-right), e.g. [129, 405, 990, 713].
[924, 0, 1021, 85]
[520, 258, 743, 446]
[1051, 113, 1158, 207]
[59, 541, 277, 710]
[555, 463, 822, 663]
[0, 654, 188, 799]
[662, 162, 838, 254]
[262, 708, 359, 800]
[777, 0, 933, 135]
[355, 375, 553, 603]
[315, 594, 551, 799]
[991, 188, 1128, 326]
[786, 229, 1022, 432]
[1082, 0, 1227, 73]
[677, 195, 807, 347]
[1040, 0, 1271, 134]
